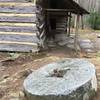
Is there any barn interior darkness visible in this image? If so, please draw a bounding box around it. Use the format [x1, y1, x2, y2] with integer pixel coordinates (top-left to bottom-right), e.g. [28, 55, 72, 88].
[49, 0, 65, 9]
[43, 0, 67, 40]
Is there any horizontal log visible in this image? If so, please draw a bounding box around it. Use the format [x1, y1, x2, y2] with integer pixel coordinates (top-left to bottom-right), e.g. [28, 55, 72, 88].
[0, 41, 38, 45]
[0, 0, 33, 2]
[0, 3, 36, 13]
[0, 22, 36, 27]
[0, 31, 36, 36]
[0, 2, 34, 6]
[0, 14, 36, 23]
[0, 43, 39, 52]
[0, 34, 39, 43]
[0, 13, 35, 17]
[0, 25, 38, 33]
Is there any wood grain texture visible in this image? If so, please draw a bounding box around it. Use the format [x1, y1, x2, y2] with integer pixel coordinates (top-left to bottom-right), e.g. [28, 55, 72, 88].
[0, 2, 34, 6]
[0, 3, 36, 14]
[0, 25, 38, 33]
[0, 22, 36, 27]
[0, 34, 39, 43]
[0, 15, 36, 23]
[0, 41, 38, 45]
[0, 31, 36, 35]
[0, 1, 39, 52]
[0, 0, 33, 2]
[0, 44, 38, 52]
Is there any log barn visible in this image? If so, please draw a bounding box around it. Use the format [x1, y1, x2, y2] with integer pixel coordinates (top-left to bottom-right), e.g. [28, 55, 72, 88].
[0, 0, 89, 52]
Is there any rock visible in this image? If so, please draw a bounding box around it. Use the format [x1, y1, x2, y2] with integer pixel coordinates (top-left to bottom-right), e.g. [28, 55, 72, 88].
[9, 92, 19, 98]
[10, 98, 19, 100]
[55, 34, 67, 42]
[83, 93, 89, 100]
[19, 69, 33, 78]
[19, 91, 25, 98]
[0, 90, 5, 99]
[79, 39, 96, 53]
[24, 59, 97, 100]
[0, 78, 8, 85]
[13, 69, 33, 79]
[2, 74, 10, 79]
[9, 91, 25, 100]
[0, 66, 6, 71]
[67, 44, 75, 49]
[95, 38, 100, 50]
[9, 53, 20, 60]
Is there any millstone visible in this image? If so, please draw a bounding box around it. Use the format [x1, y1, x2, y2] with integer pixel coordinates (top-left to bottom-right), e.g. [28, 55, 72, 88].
[23, 59, 97, 100]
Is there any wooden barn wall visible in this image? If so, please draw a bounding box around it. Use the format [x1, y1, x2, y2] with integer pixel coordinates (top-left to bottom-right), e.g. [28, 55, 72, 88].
[0, 0, 41, 52]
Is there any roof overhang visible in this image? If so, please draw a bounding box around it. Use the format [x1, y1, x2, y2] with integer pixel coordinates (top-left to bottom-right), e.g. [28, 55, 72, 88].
[41, 0, 89, 15]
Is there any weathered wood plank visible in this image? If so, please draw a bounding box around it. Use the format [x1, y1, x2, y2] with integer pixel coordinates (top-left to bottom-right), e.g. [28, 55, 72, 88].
[0, 1, 39, 52]
[0, 25, 38, 33]
[0, 44, 38, 52]
[0, 13, 35, 16]
[0, 15, 36, 23]
[0, 32, 36, 36]
[0, 41, 38, 45]
[0, 0, 33, 2]
[0, 3, 36, 13]
[0, 34, 39, 43]
[0, 22, 36, 27]
[0, 2, 34, 6]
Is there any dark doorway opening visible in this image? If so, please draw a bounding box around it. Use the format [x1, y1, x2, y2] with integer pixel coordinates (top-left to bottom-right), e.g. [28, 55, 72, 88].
[45, 0, 66, 40]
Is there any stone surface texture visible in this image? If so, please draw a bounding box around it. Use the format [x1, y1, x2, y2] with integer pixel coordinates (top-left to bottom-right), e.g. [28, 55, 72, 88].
[24, 59, 97, 100]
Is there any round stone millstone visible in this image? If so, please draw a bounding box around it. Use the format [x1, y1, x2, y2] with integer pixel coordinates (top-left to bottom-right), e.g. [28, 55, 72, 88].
[23, 59, 97, 100]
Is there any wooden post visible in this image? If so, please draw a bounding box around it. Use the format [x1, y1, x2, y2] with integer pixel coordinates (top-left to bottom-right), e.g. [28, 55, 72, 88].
[66, 12, 68, 35]
[33, 0, 36, 5]
[81, 15, 84, 29]
[68, 12, 71, 37]
[74, 14, 80, 54]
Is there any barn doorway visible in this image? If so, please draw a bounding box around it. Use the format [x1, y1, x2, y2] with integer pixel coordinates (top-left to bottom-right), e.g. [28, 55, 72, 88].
[44, 0, 68, 43]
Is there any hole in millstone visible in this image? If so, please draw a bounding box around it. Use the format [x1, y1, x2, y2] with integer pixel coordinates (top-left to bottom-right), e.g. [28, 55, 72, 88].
[48, 68, 70, 78]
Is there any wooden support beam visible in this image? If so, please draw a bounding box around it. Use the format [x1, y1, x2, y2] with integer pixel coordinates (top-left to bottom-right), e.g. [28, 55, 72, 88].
[44, 9, 80, 14]
[81, 15, 84, 29]
[66, 13, 68, 35]
[74, 14, 80, 54]
[68, 12, 71, 37]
